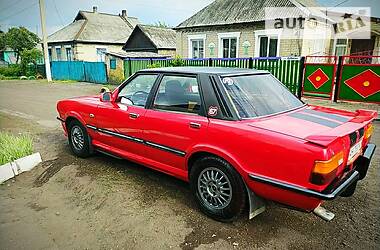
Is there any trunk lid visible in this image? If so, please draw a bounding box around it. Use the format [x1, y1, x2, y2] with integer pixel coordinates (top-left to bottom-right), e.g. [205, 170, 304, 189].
[247, 105, 377, 147]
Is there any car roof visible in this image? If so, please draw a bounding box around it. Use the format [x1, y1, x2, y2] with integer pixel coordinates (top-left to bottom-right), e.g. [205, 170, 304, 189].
[139, 66, 268, 75]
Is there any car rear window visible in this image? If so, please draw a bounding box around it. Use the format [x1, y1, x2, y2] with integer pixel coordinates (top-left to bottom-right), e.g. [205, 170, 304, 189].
[221, 74, 304, 118]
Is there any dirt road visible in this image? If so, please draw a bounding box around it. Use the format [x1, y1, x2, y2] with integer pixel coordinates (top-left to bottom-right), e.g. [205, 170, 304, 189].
[0, 80, 379, 249]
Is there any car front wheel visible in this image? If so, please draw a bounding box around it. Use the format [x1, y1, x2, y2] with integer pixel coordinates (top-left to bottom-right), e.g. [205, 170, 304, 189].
[68, 120, 91, 158]
[190, 156, 247, 222]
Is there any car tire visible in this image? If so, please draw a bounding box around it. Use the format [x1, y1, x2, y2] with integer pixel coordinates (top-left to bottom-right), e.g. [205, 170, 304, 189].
[190, 156, 247, 222]
[68, 120, 92, 158]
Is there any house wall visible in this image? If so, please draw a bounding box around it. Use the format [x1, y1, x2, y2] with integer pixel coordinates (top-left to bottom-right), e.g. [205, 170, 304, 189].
[48, 42, 124, 62]
[74, 43, 123, 62]
[176, 23, 323, 58]
[49, 42, 74, 61]
[176, 20, 338, 58]
[105, 54, 125, 84]
[157, 49, 176, 57]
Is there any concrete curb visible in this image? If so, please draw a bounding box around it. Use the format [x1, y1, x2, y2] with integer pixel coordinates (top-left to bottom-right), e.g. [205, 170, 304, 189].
[0, 153, 42, 184]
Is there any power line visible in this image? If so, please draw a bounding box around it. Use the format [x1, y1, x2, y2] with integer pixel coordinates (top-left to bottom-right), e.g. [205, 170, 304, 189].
[0, 1, 39, 23]
[334, 0, 351, 7]
[0, 0, 24, 14]
[51, 0, 65, 27]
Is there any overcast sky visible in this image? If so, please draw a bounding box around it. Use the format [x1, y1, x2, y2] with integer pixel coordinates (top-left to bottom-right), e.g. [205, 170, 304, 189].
[0, 0, 378, 36]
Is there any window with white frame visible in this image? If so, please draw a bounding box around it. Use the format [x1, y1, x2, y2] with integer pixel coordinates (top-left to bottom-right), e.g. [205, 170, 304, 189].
[218, 32, 240, 58]
[258, 36, 278, 57]
[334, 39, 348, 56]
[55, 46, 62, 61]
[254, 30, 281, 57]
[222, 38, 237, 58]
[65, 47, 72, 61]
[192, 40, 204, 58]
[188, 34, 206, 58]
[96, 48, 107, 62]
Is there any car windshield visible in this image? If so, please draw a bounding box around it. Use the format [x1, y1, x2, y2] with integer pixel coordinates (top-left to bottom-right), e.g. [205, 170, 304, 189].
[221, 74, 304, 118]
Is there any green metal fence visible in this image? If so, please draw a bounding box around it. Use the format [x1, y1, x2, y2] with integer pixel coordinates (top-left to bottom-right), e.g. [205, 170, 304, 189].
[123, 57, 303, 95]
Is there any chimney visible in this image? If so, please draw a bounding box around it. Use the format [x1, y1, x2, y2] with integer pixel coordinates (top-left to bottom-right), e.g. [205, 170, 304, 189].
[93, 6, 98, 13]
[121, 9, 127, 17]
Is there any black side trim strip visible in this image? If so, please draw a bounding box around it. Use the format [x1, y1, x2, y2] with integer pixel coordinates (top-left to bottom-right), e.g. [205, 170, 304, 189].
[86, 124, 97, 130]
[98, 128, 144, 144]
[57, 117, 65, 122]
[288, 112, 340, 128]
[145, 141, 186, 157]
[87, 125, 186, 157]
[302, 109, 350, 123]
[248, 171, 360, 200]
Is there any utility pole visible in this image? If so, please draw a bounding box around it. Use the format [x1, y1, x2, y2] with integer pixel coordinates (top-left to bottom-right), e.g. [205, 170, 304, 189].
[39, 0, 52, 82]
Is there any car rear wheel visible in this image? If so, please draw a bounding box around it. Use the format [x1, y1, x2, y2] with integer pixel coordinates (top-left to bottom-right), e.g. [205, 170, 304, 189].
[190, 156, 247, 222]
[68, 120, 91, 158]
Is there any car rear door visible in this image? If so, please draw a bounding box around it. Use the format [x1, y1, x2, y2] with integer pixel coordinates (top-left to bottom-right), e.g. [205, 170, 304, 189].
[141, 74, 209, 172]
[94, 73, 159, 157]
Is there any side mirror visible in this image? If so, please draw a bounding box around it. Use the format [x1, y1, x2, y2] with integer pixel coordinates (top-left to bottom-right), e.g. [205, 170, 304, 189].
[100, 92, 112, 102]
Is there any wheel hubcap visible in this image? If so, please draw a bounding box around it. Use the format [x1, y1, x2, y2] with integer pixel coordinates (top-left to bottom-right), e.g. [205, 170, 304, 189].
[71, 126, 84, 151]
[198, 167, 232, 209]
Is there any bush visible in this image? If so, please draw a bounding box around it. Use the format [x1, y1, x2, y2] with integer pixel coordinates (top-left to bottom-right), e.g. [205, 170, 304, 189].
[0, 74, 5, 80]
[0, 132, 33, 165]
[147, 63, 161, 68]
[0, 64, 22, 77]
[20, 48, 43, 76]
[169, 55, 185, 67]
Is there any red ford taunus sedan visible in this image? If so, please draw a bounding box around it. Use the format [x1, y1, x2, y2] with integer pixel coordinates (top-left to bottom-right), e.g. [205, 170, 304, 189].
[57, 67, 376, 222]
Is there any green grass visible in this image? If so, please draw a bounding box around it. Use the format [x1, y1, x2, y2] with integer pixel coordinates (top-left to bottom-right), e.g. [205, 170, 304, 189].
[0, 132, 33, 165]
[52, 80, 78, 84]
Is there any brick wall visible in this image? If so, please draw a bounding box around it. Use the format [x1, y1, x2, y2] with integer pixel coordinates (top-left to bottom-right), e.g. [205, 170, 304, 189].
[176, 23, 333, 58]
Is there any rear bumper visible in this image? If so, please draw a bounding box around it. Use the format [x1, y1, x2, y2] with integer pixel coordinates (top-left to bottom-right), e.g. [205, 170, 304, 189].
[249, 143, 376, 201]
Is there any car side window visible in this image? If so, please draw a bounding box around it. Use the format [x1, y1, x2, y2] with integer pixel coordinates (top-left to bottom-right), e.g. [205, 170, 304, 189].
[117, 74, 158, 107]
[153, 75, 201, 114]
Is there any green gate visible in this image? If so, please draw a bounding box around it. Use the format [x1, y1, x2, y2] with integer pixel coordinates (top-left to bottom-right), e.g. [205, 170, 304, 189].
[302, 56, 337, 99]
[337, 56, 380, 104]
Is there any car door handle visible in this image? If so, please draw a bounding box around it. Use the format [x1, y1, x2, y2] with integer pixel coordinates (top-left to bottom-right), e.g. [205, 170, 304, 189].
[189, 122, 201, 129]
[129, 113, 139, 119]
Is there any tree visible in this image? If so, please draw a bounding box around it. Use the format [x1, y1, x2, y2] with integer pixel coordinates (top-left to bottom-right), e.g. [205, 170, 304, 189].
[0, 30, 5, 51]
[5, 27, 40, 63]
[20, 48, 43, 76]
[152, 21, 171, 28]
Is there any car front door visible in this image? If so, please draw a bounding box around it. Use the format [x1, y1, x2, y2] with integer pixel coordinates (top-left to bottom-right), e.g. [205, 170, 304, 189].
[141, 74, 209, 176]
[95, 73, 158, 157]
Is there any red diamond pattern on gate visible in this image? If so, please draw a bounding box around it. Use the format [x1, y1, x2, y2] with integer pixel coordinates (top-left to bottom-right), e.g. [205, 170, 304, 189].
[344, 69, 380, 98]
[307, 68, 329, 89]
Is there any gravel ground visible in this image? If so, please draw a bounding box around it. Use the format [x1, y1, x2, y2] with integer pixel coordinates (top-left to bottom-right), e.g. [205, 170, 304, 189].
[0, 80, 379, 250]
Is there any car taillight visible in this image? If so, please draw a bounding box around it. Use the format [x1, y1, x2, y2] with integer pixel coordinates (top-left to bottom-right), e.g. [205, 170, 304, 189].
[364, 124, 374, 140]
[310, 151, 344, 185]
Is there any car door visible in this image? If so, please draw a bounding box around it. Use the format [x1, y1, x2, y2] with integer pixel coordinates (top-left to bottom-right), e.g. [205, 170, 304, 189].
[141, 74, 209, 171]
[95, 73, 159, 157]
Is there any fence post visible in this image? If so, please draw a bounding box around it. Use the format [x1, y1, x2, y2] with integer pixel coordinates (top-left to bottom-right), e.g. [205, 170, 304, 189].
[296, 56, 305, 99]
[209, 58, 213, 67]
[249, 57, 253, 69]
[333, 56, 343, 102]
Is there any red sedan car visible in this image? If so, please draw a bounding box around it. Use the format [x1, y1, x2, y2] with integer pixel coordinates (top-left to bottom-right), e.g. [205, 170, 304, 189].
[57, 67, 376, 222]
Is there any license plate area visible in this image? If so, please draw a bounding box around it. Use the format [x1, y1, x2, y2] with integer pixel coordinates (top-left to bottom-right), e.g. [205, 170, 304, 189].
[348, 139, 362, 164]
